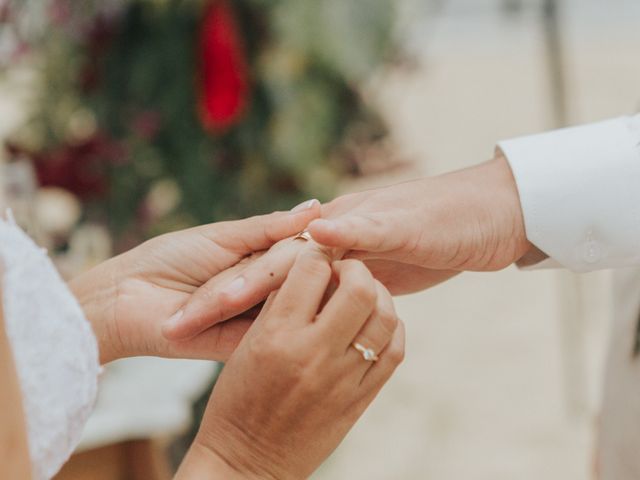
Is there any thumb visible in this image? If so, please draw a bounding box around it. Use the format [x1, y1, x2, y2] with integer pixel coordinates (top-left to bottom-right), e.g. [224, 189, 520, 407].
[307, 215, 401, 254]
[198, 199, 321, 254]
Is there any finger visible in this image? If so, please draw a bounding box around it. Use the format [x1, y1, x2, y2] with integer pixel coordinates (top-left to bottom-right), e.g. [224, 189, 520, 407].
[162, 253, 264, 340]
[206, 239, 305, 321]
[347, 281, 397, 370]
[198, 200, 320, 255]
[360, 319, 405, 387]
[315, 259, 377, 345]
[307, 213, 404, 253]
[164, 239, 306, 340]
[266, 248, 333, 328]
[165, 317, 254, 361]
[335, 321, 405, 426]
[260, 291, 279, 317]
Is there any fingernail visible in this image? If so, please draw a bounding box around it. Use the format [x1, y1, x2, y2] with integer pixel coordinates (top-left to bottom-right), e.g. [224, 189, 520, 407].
[290, 199, 319, 213]
[221, 276, 246, 298]
[164, 309, 184, 331]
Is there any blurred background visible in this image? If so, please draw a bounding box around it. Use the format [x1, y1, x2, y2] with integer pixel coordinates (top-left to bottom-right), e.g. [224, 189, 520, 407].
[1, 0, 640, 478]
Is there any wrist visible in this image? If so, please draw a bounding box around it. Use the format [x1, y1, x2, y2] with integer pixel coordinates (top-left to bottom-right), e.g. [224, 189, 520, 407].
[177, 439, 278, 480]
[192, 419, 292, 480]
[425, 152, 531, 271]
[68, 261, 123, 365]
[489, 151, 532, 263]
[176, 442, 246, 480]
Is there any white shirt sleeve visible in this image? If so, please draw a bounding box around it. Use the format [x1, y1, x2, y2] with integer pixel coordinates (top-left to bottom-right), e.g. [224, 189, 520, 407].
[497, 114, 640, 272]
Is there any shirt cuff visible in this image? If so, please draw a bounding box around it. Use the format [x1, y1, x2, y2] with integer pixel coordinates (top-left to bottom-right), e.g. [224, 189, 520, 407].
[498, 115, 640, 272]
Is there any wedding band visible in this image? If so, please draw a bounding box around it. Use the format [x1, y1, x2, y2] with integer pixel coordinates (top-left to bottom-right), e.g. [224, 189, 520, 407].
[352, 342, 379, 362]
[294, 230, 312, 242]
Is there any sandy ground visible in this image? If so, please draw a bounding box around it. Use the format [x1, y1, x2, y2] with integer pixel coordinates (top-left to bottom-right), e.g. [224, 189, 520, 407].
[312, 1, 640, 479]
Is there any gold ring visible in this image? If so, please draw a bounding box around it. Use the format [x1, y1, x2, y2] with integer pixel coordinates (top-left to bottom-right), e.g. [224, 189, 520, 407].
[352, 342, 379, 362]
[294, 230, 312, 242]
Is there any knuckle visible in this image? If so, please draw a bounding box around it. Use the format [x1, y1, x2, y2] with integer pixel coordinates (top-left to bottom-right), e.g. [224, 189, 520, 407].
[296, 250, 331, 277]
[277, 350, 323, 394]
[249, 332, 294, 365]
[377, 308, 399, 336]
[295, 373, 322, 396]
[344, 276, 376, 307]
[250, 331, 315, 371]
[248, 334, 278, 360]
[387, 342, 405, 366]
[199, 284, 216, 302]
[217, 289, 246, 312]
[261, 212, 288, 242]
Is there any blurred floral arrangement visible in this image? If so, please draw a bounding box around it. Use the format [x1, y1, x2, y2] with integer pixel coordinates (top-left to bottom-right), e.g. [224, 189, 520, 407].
[1, 0, 396, 253]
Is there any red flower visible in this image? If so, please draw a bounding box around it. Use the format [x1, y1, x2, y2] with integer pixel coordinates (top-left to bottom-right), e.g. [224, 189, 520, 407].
[198, 0, 249, 132]
[7, 134, 125, 200]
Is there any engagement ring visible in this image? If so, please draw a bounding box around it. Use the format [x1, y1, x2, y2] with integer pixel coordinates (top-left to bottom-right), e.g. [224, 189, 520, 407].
[352, 342, 379, 362]
[294, 230, 312, 242]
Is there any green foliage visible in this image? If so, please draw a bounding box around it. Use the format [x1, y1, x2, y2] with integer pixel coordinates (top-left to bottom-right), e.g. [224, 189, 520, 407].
[13, 0, 394, 244]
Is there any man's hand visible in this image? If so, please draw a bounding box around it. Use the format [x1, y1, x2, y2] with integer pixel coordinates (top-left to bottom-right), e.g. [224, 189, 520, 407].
[69, 200, 321, 364]
[159, 155, 529, 339]
[307, 154, 531, 291]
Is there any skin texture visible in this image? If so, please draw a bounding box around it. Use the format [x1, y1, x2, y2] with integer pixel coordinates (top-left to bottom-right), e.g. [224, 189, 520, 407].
[69, 203, 321, 364]
[167, 154, 530, 339]
[176, 248, 405, 480]
[0, 284, 32, 480]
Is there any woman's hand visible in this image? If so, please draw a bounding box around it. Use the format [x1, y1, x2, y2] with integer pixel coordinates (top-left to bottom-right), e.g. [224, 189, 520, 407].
[176, 249, 405, 480]
[307, 155, 531, 289]
[69, 201, 320, 364]
[162, 234, 336, 340]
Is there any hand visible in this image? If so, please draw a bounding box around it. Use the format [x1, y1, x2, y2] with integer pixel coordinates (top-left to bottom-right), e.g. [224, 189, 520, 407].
[162, 155, 525, 339]
[69, 200, 321, 364]
[164, 234, 456, 341]
[163, 208, 461, 339]
[163, 233, 342, 339]
[306, 155, 531, 289]
[176, 249, 405, 480]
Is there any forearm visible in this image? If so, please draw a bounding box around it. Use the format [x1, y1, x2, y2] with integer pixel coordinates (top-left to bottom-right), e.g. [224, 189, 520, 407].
[0, 304, 32, 479]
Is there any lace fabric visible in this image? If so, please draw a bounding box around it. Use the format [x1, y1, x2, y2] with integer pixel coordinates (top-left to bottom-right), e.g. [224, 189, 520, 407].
[0, 215, 100, 480]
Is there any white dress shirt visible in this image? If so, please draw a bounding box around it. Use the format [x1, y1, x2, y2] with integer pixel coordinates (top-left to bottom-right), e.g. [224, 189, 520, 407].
[498, 114, 640, 480]
[499, 115, 640, 272]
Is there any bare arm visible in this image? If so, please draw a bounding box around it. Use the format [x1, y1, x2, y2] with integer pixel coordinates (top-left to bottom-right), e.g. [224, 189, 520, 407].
[0, 285, 32, 479]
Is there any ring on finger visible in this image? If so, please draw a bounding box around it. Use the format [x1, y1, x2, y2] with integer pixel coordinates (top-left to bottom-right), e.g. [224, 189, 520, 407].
[352, 342, 379, 362]
[294, 230, 312, 242]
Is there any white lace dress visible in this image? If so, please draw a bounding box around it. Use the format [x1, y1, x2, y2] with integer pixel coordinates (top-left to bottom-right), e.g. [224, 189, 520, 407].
[0, 216, 100, 480]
